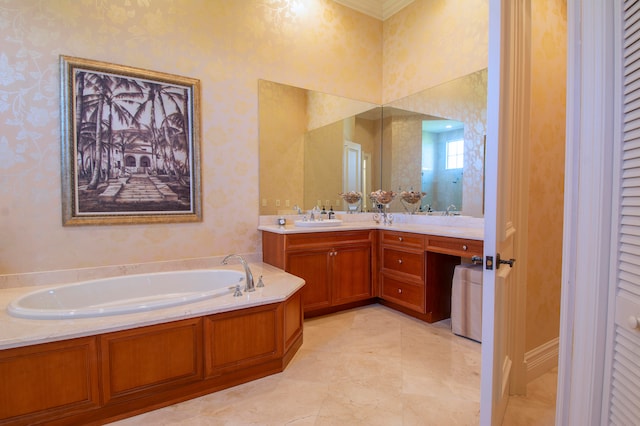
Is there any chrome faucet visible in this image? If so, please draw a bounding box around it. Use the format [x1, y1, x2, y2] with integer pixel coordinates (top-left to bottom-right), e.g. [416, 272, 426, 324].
[445, 204, 457, 216]
[222, 254, 255, 292]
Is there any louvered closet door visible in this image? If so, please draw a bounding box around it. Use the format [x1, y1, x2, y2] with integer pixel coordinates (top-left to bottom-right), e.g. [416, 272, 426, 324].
[606, 1, 640, 423]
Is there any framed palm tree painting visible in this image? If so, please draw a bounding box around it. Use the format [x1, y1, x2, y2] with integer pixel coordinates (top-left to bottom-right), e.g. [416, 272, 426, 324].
[60, 55, 202, 225]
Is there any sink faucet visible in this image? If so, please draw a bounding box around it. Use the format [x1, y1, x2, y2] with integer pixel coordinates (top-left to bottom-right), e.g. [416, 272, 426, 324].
[445, 204, 457, 216]
[222, 254, 255, 292]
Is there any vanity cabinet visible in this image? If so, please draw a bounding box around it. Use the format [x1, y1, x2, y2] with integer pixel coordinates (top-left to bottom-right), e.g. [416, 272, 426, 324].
[379, 230, 426, 313]
[262, 230, 374, 316]
[379, 230, 484, 323]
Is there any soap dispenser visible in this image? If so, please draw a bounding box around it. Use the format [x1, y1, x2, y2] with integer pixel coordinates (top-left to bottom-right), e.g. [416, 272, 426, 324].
[328, 206, 335, 219]
[321, 206, 327, 216]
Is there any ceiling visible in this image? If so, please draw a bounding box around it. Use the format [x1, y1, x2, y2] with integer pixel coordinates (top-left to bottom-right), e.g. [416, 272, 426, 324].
[333, 0, 415, 20]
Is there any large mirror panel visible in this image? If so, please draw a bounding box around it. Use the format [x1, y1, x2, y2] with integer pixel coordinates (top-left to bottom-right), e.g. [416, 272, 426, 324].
[259, 80, 380, 215]
[258, 68, 487, 217]
[383, 69, 487, 217]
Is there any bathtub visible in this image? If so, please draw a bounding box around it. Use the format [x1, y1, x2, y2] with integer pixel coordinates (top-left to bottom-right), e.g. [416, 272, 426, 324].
[7, 269, 245, 320]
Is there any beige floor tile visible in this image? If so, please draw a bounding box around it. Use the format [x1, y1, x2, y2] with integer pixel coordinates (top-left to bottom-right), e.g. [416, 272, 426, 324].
[111, 305, 556, 425]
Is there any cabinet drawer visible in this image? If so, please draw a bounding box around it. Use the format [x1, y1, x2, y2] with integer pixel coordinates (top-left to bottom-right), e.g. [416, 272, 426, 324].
[381, 275, 425, 313]
[380, 230, 425, 250]
[286, 230, 372, 250]
[426, 236, 483, 257]
[381, 247, 424, 279]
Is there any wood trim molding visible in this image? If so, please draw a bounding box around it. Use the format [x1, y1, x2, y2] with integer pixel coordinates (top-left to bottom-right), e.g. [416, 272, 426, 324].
[525, 338, 559, 383]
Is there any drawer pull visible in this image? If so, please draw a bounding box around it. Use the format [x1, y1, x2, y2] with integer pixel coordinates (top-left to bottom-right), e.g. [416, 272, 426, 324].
[398, 236, 403, 242]
[398, 259, 403, 264]
[397, 288, 402, 294]
[462, 245, 468, 251]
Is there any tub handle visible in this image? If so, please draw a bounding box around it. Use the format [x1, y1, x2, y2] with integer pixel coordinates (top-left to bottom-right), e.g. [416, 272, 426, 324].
[233, 284, 243, 297]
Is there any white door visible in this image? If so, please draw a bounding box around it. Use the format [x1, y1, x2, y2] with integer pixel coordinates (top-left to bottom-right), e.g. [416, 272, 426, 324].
[480, 0, 530, 424]
[343, 140, 362, 194]
[602, 0, 640, 422]
[362, 151, 372, 211]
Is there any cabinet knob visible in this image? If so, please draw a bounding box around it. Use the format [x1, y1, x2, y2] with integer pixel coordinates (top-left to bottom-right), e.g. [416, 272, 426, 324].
[398, 236, 403, 242]
[398, 259, 403, 264]
[462, 245, 468, 251]
[397, 288, 402, 294]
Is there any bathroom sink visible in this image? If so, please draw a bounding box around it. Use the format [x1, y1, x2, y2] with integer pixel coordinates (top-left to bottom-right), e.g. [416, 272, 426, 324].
[294, 219, 343, 227]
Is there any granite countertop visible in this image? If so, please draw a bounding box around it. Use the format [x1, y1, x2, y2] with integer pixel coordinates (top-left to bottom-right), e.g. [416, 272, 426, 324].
[0, 263, 304, 351]
[258, 214, 484, 241]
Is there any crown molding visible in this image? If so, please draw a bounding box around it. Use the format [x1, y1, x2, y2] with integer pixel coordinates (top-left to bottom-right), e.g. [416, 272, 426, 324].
[333, 0, 415, 20]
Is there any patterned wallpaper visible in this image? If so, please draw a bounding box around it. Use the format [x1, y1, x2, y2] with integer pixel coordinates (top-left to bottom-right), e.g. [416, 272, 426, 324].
[0, 0, 382, 275]
[526, 0, 567, 351]
[382, 0, 489, 103]
[1, 0, 490, 276]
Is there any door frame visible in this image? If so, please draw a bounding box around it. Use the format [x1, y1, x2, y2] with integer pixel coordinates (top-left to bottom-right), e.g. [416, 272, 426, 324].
[557, 0, 616, 424]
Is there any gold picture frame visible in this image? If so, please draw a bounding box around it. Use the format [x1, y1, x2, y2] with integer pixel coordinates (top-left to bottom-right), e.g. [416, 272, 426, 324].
[60, 55, 202, 225]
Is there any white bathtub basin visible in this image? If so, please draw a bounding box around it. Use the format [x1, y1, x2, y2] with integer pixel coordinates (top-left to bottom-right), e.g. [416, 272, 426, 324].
[7, 269, 244, 320]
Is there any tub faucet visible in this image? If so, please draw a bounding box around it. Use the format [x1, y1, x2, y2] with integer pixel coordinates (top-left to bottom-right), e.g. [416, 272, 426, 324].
[222, 254, 255, 292]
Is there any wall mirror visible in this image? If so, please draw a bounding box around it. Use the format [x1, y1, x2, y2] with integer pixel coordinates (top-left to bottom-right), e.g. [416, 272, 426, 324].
[258, 68, 487, 217]
[258, 80, 380, 215]
[382, 68, 487, 217]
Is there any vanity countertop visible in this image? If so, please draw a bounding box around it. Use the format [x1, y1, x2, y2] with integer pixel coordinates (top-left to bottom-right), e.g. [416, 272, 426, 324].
[258, 214, 484, 241]
[0, 263, 304, 351]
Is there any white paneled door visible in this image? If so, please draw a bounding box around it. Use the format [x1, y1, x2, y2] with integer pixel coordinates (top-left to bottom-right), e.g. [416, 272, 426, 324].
[480, 0, 530, 424]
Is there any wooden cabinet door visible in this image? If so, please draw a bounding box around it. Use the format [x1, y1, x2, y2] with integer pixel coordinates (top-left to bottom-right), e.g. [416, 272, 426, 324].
[0, 337, 100, 424]
[100, 318, 203, 404]
[332, 243, 372, 304]
[204, 303, 282, 377]
[287, 248, 331, 311]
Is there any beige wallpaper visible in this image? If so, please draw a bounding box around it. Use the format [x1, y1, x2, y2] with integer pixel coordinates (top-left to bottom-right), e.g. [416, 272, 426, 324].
[526, 0, 566, 351]
[0, 0, 382, 275]
[382, 0, 489, 103]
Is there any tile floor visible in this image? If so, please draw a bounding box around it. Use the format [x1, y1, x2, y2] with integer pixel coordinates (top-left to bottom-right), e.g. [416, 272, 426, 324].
[111, 304, 556, 425]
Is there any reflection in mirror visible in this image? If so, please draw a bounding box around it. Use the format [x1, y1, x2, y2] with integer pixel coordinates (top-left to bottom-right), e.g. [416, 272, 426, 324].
[258, 80, 380, 215]
[383, 69, 487, 217]
[258, 68, 487, 218]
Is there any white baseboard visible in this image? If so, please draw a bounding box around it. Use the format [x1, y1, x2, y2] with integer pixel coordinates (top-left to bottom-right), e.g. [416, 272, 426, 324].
[525, 337, 559, 383]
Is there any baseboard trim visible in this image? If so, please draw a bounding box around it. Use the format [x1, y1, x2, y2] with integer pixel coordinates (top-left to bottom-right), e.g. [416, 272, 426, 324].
[526, 337, 559, 383]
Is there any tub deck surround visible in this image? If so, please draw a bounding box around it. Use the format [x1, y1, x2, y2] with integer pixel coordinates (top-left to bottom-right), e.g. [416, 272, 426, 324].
[0, 263, 305, 425]
[0, 263, 303, 350]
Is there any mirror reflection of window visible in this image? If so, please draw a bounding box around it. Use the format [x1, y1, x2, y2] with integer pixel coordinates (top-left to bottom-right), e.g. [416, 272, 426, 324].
[421, 120, 465, 212]
[446, 139, 464, 170]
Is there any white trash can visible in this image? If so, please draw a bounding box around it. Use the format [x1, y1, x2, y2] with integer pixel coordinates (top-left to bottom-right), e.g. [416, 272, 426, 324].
[451, 264, 483, 342]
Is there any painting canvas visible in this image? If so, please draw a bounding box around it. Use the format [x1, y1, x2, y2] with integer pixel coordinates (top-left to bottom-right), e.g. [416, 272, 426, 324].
[60, 56, 202, 225]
